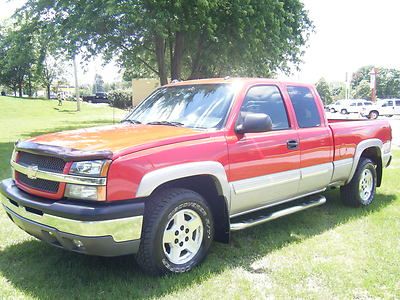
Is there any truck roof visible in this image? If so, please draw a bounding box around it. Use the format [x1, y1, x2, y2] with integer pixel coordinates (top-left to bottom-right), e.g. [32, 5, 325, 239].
[164, 77, 313, 87]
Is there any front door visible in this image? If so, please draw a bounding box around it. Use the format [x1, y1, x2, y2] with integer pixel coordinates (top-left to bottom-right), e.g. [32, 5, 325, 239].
[227, 85, 301, 216]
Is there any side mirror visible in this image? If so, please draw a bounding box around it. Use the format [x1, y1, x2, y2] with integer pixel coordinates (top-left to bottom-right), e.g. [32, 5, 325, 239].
[235, 112, 273, 134]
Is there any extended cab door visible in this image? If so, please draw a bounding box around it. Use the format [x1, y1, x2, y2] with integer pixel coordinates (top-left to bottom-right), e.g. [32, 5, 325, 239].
[286, 85, 334, 195]
[227, 84, 301, 216]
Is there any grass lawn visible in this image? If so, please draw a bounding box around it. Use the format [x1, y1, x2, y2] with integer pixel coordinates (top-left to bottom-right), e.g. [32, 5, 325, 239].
[0, 96, 399, 299]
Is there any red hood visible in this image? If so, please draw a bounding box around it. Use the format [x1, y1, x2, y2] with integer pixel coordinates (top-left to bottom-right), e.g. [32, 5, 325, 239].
[28, 124, 209, 156]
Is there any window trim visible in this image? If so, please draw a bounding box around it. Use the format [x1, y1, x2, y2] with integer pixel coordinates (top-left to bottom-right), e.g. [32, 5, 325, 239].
[238, 84, 292, 132]
[286, 85, 322, 129]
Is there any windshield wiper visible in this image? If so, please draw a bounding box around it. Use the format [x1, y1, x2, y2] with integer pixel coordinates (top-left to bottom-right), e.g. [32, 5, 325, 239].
[121, 119, 141, 124]
[147, 121, 184, 127]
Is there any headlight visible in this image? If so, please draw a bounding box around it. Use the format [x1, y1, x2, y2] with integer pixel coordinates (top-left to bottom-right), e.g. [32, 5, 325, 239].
[65, 184, 106, 201]
[69, 160, 110, 177]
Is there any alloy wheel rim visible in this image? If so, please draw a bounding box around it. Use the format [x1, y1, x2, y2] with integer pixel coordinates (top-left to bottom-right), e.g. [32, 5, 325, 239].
[162, 209, 203, 265]
[359, 169, 373, 203]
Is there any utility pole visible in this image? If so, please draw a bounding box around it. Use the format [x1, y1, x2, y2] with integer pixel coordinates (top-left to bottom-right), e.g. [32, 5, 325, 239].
[73, 55, 81, 111]
[370, 67, 377, 102]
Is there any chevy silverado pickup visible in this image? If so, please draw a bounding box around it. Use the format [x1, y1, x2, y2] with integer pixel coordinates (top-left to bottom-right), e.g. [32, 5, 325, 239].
[0, 78, 392, 275]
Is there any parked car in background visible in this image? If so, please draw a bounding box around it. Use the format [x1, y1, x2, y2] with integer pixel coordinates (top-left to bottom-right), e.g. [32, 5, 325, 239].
[328, 100, 347, 113]
[82, 92, 109, 104]
[362, 99, 400, 119]
[338, 99, 372, 115]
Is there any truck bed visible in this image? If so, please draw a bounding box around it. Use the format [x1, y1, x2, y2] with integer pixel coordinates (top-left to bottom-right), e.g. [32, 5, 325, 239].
[328, 118, 392, 161]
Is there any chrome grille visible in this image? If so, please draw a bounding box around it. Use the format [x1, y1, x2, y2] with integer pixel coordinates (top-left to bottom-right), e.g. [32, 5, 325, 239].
[17, 172, 60, 193]
[18, 152, 66, 173]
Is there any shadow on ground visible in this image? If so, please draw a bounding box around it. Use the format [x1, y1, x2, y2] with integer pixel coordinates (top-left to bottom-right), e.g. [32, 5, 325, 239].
[0, 190, 396, 299]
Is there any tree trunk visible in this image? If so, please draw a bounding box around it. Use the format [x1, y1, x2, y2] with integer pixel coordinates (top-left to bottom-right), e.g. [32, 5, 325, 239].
[28, 74, 32, 97]
[154, 34, 168, 86]
[171, 32, 184, 81]
[47, 84, 51, 99]
[189, 35, 207, 79]
[18, 83, 23, 98]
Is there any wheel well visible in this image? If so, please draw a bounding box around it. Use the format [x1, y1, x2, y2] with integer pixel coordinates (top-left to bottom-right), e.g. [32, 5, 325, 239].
[152, 175, 230, 243]
[361, 147, 382, 187]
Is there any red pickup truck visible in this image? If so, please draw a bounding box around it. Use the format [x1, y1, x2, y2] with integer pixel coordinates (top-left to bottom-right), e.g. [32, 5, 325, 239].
[0, 78, 392, 275]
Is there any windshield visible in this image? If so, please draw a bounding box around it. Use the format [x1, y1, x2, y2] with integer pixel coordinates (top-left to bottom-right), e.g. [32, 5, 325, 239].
[125, 84, 234, 129]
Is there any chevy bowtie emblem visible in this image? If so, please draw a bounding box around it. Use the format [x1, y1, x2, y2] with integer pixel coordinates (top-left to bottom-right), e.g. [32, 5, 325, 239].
[26, 165, 39, 180]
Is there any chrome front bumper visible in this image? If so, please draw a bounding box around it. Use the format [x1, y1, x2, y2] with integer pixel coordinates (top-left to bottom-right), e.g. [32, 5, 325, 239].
[0, 179, 144, 256]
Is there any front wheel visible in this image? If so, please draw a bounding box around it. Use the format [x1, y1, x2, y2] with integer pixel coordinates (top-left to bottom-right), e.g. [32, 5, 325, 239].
[136, 188, 214, 275]
[340, 158, 377, 207]
[341, 109, 348, 114]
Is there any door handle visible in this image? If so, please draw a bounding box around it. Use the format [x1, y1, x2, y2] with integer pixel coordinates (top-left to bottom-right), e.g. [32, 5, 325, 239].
[287, 139, 299, 150]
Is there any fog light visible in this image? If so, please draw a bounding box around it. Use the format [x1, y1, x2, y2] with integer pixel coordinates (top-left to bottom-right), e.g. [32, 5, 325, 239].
[73, 239, 84, 248]
[64, 184, 106, 201]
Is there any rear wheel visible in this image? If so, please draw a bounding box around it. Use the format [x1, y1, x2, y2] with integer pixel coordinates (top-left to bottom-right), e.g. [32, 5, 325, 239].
[368, 110, 379, 119]
[136, 188, 213, 275]
[340, 158, 377, 207]
[341, 109, 348, 114]
[330, 108, 336, 113]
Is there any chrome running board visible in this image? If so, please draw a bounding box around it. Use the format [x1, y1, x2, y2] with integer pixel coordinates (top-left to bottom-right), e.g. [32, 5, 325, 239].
[230, 195, 326, 231]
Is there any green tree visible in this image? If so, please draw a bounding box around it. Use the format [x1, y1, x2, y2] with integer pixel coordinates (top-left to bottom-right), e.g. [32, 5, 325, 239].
[0, 23, 39, 97]
[315, 78, 332, 104]
[22, 0, 313, 85]
[37, 54, 68, 99]
[351, 66, 400, 99]
[352, 79, 371, 100]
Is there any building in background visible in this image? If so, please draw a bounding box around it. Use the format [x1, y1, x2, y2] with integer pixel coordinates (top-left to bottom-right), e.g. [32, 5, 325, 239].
[132, 79, 160, 106]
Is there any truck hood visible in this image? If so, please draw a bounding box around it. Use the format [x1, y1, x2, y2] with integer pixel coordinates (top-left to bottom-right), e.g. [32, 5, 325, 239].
[27, 124, 206, 157]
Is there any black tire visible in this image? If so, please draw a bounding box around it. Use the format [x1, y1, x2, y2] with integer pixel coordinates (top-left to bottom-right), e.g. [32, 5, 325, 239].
[136, 188, 214, 275]
[330, 108, 336, 113]
[340, 158, 377, 207]
[341, 109, 348, 114]
[368, 110, 379, 119]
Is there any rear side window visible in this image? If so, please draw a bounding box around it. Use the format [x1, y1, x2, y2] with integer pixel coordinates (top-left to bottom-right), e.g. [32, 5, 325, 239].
[287, 86, 321, 128]
[395, 100, 400, 106]
[241, 85, 289, 130]
[364, 102, 372, 106]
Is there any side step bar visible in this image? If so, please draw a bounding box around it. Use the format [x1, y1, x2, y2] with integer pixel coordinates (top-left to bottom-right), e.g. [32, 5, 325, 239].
[230, 195, 326, 231]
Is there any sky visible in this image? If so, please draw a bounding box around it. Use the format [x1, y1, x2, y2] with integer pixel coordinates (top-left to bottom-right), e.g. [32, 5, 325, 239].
[1, 0, 399, 84]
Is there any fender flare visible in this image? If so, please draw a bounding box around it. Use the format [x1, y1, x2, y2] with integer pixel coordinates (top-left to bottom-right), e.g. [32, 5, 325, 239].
[347, 138, 383, 184]
[136, 161, 231, 207]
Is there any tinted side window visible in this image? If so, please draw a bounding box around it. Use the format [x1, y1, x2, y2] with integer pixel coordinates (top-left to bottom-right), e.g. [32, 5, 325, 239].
[241, 85, 289, 130]
[395, 100, 400, 106]
[388, 100, 393, 106]
[287, 86, 321, 128]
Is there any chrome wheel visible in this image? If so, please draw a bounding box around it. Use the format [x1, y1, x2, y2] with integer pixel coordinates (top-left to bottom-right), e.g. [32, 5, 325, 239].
[162, 209, 203, 265]
[359, 169, 373, 203]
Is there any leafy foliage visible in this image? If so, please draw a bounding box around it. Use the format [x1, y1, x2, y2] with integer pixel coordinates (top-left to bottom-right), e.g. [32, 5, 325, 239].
[352, 79, 371, 100]
[315, 78, 332, 104]
[108, 90, 132, 109]
[21, 0, 313, 84]
[351, 66, 400, 99]
[0, 22, 39, 97]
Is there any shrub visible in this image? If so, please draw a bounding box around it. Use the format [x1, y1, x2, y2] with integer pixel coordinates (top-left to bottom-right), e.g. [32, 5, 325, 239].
[108, 90, 132, 109]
